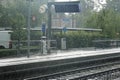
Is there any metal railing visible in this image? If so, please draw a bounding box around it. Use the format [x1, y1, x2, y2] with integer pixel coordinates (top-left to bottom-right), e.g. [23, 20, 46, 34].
[0, 40, 57, 58]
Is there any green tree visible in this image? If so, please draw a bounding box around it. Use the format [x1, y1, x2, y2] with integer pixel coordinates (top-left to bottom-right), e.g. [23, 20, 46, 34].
[0, 0, 48, 39]
[85, 12, 98, 28]
[10, 12, 26, 40]
[0, 4, 11, 28]
[86, 8, 120, 39]
[75, 0, 96, 28]
[106, 0, 120, 12]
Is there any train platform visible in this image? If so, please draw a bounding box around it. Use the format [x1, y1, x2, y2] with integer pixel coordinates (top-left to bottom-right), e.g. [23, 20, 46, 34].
[0, 48, 120, 67]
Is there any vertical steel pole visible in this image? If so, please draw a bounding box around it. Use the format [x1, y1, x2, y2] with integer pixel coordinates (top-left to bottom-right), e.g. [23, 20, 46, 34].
[27, 0, 31, 58]
[47, 3, 52, 54]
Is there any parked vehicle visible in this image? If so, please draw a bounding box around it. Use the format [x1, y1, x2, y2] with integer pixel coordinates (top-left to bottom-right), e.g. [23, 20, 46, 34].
[0, 31, 12, 49]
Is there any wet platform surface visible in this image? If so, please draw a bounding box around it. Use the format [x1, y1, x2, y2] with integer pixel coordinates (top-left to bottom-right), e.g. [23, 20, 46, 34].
[0, 48, 120, 67]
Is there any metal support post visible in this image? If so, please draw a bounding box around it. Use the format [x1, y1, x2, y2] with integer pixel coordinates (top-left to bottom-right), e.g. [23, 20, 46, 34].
[27, 0, 32, 58]
[47, 3, 52, 54]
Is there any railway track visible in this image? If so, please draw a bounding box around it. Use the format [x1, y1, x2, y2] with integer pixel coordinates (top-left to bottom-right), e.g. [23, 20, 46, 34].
[1, 53, 120, 80]
[24, 61, 120, 80]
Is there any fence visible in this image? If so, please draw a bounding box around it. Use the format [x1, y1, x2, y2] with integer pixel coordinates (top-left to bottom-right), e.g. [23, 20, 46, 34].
[0, 40, 57, 58]
[93, 40, 120, 49]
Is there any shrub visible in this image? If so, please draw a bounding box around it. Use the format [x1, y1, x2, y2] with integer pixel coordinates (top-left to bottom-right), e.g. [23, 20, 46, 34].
[53, 31, 101, 49]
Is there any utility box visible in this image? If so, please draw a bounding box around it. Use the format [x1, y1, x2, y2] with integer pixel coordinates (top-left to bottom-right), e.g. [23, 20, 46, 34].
[41, 36, 47, 55]
[61, 38, 66, 50]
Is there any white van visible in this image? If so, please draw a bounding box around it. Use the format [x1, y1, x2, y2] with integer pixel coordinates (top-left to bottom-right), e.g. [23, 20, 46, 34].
[0, 31, 12, 49]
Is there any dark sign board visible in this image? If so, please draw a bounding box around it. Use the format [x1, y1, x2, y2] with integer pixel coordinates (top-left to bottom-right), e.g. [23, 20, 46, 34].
[49, 1, 80, 13]
[55, 4, 80, 13]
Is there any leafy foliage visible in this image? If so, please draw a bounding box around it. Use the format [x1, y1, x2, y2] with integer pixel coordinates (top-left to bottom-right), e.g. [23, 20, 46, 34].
[10, 12, 26, 40]
[53, 31, 101, 49]
[86, 8, 120, 39]
[0, 0, 49, 40]
[0, 0, 120, 47]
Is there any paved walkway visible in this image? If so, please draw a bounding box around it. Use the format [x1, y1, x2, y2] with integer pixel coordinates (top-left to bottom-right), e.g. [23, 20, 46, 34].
[0, 48, 120, 67]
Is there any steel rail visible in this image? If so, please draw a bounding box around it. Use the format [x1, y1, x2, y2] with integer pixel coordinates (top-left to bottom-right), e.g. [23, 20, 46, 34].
[24, 57, 120, 80]
[1, 53, 120, 80]
[69, 67, 120, 80]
